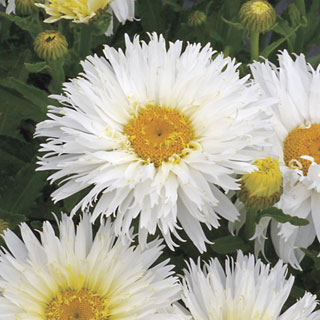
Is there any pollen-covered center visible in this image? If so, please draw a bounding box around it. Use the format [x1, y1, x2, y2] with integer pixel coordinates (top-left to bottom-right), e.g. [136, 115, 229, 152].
[124, 106, 195, 167]
[46, 289, 109, 320]
[283, 124, 320, 175]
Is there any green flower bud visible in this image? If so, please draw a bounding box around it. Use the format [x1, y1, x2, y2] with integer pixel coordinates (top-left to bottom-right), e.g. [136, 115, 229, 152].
[188, 10, 207, 27]
[15, 0, 35, 14]
[34, 30, 68, 61]
[240, 0, 276, 33]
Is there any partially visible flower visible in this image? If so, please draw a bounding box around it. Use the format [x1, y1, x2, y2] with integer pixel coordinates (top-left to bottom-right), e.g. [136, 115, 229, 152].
[0, 214, 181, 319]
[238, 156, 282, 210]
[35, 33, 273, 253]
[182, 251, 320, 320]
[34, 30, 68, 61]
[1, 0, 15, 14]
[250, 50, 320, 269]
[240, 0, 276, 33]
[36, 0, 135, 35]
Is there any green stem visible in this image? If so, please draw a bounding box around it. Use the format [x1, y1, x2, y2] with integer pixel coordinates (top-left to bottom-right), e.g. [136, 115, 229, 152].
[48, 58, 65, 93]
[79, 24, 92, 59]
[244, 207, 257, 241]
[250, 31, 260, 62]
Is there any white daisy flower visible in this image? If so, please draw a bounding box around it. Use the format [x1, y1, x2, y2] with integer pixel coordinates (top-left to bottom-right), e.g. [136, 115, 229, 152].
[0, 214, 181, 319]
[250, 50, 320, 268]
[35, 33, 272, 252]
[181, 251, 320, 320]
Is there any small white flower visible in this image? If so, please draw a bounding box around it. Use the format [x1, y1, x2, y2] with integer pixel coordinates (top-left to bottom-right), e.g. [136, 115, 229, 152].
[0, 214, 181, 319]
[35, 33, 273, 252]
[250, 51, 320, 268]
[181, 251, 320, 320]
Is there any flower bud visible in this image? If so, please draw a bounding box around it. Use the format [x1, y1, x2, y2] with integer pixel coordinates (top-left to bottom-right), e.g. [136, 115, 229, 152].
[237, 157, 282, 210]
[188, 10, 207, 27]
[239, 0, 276, 33]
[34, 30, 68, 61]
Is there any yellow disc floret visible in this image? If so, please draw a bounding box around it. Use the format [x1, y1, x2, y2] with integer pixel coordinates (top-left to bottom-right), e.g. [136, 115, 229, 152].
[46, 289, 109, 320]
[36, 0, 112, 23]
[238, 157, 282, 210]
[283, 123, 320, 176]
[124, 105, 195, 167]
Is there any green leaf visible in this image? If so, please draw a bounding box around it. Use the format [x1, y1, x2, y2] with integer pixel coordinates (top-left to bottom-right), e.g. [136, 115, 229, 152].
[0, 12, 43, 39]
[138, 0, 164, 33]
[211, 235, 250, 254]
[256, 207, 309, 226]
[0, 162, 47, 215]
[301, 248, 320, 270]
[25, 61, 50, 73]
[221, 16, 244, 30]
[0, 208, 26, 228]
[0, 135, 35, 162]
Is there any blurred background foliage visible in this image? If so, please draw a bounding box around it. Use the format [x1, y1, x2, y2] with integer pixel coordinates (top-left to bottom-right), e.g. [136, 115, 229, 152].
[0, 0, 320, 308]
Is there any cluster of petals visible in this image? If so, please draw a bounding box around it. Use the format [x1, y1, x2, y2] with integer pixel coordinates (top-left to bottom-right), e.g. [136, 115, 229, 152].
[247, 51, 320, 269]
[182, 251, 320, 320]
[0, 214, 182, 319]
[35, 33, 273, 253]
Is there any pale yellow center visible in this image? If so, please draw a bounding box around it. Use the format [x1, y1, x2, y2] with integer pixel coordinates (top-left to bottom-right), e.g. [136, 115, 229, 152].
[283, 124, 320, 175]
[251, 1, 271, 15]
[123, 106, 195, 167]
[42, 0, 111, 22]
[243, 157, 282, 197]
[46, 289, 109, 320]
[238, 157, 282, 210]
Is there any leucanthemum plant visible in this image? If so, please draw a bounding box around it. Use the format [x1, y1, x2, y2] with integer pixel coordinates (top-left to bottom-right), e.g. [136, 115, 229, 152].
[35, 33, 273, 252]
[250, 50, 320, 268]
[0, 214, 181, 319]
[181, 251, 320, 320]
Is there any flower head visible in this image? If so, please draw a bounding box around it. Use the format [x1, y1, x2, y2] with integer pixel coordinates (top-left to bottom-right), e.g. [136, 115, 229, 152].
[188, 10, 207, 27]
[240, 0, 276, 33]
[0, 214, 181, 319]
[238, 156, 282, 210]
[34, 30, 68, 61]
[35, 33, 272, 253]
[182, 251, 320, 320]
[250, 50, 320, 268]
[36, 0, 135, 28]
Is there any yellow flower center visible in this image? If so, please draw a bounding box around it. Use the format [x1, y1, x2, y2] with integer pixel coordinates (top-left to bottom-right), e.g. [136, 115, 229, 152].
[46, 289, 109, 320]
[238, 157, 282, 210]
[251, 1, 271, 15]
[40, 0, 111, 23]
[283, 123, 320, 175]
[123, 106, 195, 167]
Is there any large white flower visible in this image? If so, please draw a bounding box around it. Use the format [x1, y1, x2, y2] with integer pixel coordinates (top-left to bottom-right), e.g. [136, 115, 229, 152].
[0, 214, 181, 319]
[250, 51, 320, 268]
[35, 33, 272, 252]
[181, 251, 320, 320]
